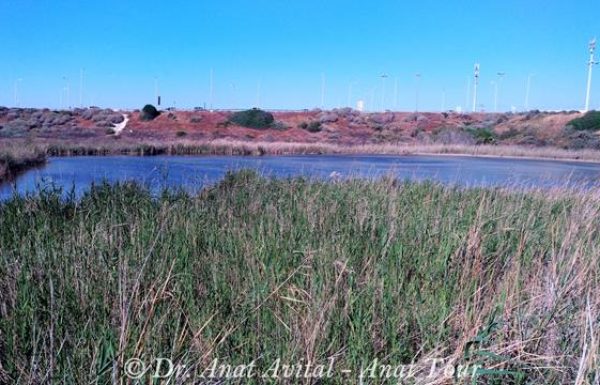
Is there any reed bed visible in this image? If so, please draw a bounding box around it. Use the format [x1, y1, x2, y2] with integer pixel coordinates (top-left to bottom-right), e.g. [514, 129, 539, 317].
[0, 172, 598, 384]
[43, 139, 600, 162]
[0, 146, 46, 183]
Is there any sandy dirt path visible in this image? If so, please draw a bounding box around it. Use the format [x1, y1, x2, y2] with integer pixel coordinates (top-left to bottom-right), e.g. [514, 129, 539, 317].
[112, 114, 129, 135]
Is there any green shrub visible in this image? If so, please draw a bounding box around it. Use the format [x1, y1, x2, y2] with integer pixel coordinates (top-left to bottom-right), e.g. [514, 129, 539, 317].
[140, 104, 160, 121]
[229, 108, 274, 129]
[468, 127, 497, 144]
[271, 121, 289, 131]
[568, 110, 600, 131]
[299, 121, 322, 133]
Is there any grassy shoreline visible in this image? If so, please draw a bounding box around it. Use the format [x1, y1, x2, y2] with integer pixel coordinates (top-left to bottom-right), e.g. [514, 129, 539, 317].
[0, 171, 598, 384]
[17, 139, 600, 160]
[0, 147, 46, 182]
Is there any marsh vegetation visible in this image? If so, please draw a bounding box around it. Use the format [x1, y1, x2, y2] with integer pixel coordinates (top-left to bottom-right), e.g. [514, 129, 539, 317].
[0, 171, 598, 383]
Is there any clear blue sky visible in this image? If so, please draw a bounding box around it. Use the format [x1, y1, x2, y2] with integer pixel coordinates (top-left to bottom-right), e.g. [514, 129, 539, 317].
[1, 0, 599, 111]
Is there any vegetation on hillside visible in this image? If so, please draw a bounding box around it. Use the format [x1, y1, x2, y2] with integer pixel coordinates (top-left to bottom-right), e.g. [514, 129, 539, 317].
[139, 104, 160, 121]
[568, 110, 600, 131]
[0, 171, 598, 384]
[229, 108, 274, 129]
[299, 120, 323, 132]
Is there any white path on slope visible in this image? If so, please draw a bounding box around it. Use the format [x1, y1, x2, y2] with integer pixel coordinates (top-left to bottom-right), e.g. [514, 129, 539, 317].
[112, 114, 129, 135]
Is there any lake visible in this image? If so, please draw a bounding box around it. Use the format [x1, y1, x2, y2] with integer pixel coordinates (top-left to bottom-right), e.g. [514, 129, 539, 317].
[1, 154, 600, 199]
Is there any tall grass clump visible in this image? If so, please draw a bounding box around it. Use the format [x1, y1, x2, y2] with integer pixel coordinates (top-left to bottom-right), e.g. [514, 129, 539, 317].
[0, 146, 46, 182]
[0, 172, 598, 384]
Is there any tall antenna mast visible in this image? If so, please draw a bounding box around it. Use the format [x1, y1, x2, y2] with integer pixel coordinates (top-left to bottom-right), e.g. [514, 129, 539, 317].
[472, 63, 480, 112]
[585, 38, 598, 112]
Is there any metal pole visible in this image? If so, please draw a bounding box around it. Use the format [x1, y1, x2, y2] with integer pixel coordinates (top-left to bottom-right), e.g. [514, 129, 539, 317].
[465, 76, 470, 112]
[154, 77, 159, 106]
[415, 73, 421, 112]
[380, 74, 388, 111]
[209, 68, 214, 110]
[492, 81, 498, 112]
[585, 38, 597, 112]
[525, 74, 533, 111]
[441, 89, 446, 112]
[320, 73, 325, 109]
[496, 72, 505, 112]
[472, 64, 480, 112]
[79, 68, 84, 108]
[394, 77, 399, 110]
[256, 80, 261, 108]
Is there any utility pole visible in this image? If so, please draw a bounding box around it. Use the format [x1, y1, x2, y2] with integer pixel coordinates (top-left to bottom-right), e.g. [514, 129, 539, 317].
[154, 77, 160, 106]
[525, 74, 534, 111]
[441, 88, 446, 112]
[62, 76, 70, 109]
[380, 74, 388, 111]
[394, 77, 399, 110]
[256, 80, 261, 108]
[465, 76, 471, 112]
[79, 68, 84, 108]
[491, 81, 498, 112]
[472, 64, 480, 112]
[495, 72, 505, 112]
[585, 38, 598, 112]
[320, 73, 325, 109]
[415, 73, 421, 112]
[209, 68, 214, 110]
[230, 82, 236, 110]
[347, 81, 357, 108]
[14, 78, 22, 107]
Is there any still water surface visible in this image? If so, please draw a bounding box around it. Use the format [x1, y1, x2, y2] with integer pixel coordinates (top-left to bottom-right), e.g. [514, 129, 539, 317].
[1, 155, 600, 199]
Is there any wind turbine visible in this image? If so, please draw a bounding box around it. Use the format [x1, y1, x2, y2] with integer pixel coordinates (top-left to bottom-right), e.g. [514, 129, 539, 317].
[585, 38, 598, 112]
[472, 64, 480, 112]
